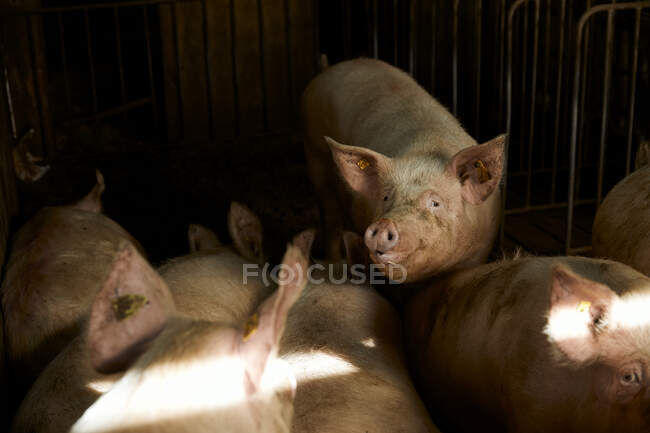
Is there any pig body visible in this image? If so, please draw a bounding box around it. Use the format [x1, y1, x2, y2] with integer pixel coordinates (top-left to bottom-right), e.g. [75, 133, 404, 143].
[302, 58, 505, 282]
[405, 256, 650, 433]
[12, 205, 271, 433]
[592, 146, 649, 275]
[279, 251, 439, 432]
[70, 233, 311, 433]
[1, 172, 142, 389]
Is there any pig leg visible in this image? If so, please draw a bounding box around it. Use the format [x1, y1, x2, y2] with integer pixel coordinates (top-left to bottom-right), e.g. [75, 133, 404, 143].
[304, 138, 344, 260]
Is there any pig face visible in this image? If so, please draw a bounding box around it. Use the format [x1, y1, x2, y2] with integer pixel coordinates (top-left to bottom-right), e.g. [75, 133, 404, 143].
[326, 135, 505, 282]
[73, 231, 313, 433]
[545, 265, 650, 431]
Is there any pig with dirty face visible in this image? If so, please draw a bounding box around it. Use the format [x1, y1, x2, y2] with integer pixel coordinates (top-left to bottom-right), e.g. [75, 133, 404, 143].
[405, 256, 650, 433]
[302, 58, 505, 283]
[71, 232, 312, 433]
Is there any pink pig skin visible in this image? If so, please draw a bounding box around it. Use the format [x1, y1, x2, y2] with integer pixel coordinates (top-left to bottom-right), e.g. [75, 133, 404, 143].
[302, 58, 505, 283]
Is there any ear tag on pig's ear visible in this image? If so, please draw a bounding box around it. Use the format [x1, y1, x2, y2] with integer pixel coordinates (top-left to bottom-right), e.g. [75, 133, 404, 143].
[111, 294, 148, 321]
[578, 301, 591, 313]
[243, 312, 259, 341]
[356, 159, 371, 170]
[474, 160, 491, 184]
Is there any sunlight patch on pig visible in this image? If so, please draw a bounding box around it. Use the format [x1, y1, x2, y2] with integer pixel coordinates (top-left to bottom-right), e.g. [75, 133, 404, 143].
[282, 351, 359, 381]
[72, 355, 295, 433]
[361, 337, 376, 348]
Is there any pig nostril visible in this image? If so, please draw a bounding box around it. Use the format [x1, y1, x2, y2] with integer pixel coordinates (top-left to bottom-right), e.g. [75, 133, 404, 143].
[372, 229, 378, 236]
[387, 232, 393, 241]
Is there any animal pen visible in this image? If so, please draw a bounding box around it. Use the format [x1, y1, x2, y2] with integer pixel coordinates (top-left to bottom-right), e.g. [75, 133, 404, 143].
[0, 0, 648, 267]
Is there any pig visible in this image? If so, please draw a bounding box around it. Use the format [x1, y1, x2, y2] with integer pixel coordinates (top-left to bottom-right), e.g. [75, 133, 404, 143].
[11, 203, 273, 433]
[279, 232, 440, 433]
[1, 170, 143, 392]
[69, 233, 311, 433]
[404, 255, 650, 433]
[159, 202, 270, 323]
[302, 58, 506, 283]
[593, 141, 650, 276]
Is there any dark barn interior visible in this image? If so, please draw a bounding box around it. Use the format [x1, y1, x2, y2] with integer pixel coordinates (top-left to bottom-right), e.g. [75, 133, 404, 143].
[0, 0, 649, 431]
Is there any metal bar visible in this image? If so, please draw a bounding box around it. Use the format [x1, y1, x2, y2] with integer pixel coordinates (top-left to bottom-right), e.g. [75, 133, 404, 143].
[60, 97, 152, 126]
[373, 0, 378, 59]
[596, 8, 615, 206]
[202, 0, 214, 139]
[575, 0, 591, 198]
[342, 0, 350, 59]
[283, 0, 294, 120]
[452, 0, 459, 116]
[430, 0, 436, 92]
[15, 0, 203, 15]
[409, 0, 417, 76]
[84, 9, 98, 113]
[393, 0, 398, 64]
[256, 0, 269, 131]
[625, 9, 641, 176]
[525, 1, 540, 207]
[519, 2, 529, 172]
[565, 1, 650, 254]
[497, 0, 505, 129]
[230, 0, 240, 135]
[539, 0, 551, 168]
[474, 0, 482, 138]
[142, 6, 158, 127]
[26, 15, 51, 155]
[171, 3, 185, 139]
[312, 0, 320, 72]
[550, 0, 566, 202]
[57, 12, 72, 115]
[114, 8, 127, 111]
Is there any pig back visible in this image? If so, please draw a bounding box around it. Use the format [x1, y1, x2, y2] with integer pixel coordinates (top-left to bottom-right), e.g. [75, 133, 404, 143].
[280, 282, 439, 433]
[158, 249, 272, 324]
[1, 206, 141, 389]
[593, 166, 650, 276]
[302, 58, 476, 159]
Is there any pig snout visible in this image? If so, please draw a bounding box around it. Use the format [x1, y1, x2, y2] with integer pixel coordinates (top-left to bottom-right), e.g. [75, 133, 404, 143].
[364, 219, 399, 255]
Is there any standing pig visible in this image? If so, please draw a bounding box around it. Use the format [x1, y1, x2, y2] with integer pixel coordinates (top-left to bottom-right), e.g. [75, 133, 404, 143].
[11, 203, 272, 433]
[70, 233, 310, 433]
[405, 255, 650, 433]
[302, 58, 505, 282]
[279, 232, 440, 433]
[1, 170, 143, 391]
[593, 141, 650, 275]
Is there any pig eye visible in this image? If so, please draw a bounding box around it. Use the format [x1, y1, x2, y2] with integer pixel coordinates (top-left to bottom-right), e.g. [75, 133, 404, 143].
[430, 200, 440, 209]
[383, 196, 388, 201]
[620, 367, 642, 387]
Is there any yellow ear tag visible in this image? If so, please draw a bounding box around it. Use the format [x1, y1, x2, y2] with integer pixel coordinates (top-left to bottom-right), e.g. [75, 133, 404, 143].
[243, 313, 259, 341]
[474, 160, 491, 183]
[357, 159, 370, 170]
[578, 301, 591, 313]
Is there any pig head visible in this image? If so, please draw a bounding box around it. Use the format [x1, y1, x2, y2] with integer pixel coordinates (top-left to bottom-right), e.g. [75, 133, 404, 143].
[326, 135, 505, 282]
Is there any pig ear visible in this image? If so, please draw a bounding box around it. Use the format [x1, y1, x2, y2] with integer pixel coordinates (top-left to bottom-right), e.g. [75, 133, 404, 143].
[12, 128, 51, 183]
[87, 241, 176, 374]
[228, 202, 264, 263]
[635, 141, 649, 171]
[326, 136, 391, 200]
[342, 231, 368, 267]
[545, 264, 617, 363]
[446, 134, 506, 205]
[188, 223, 221, 252]
[240, 229, 314, 393]
[76, 169, 105, 213]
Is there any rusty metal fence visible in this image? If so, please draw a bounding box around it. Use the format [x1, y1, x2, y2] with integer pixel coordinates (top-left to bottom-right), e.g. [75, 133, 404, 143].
[1, 0, 649, 254]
